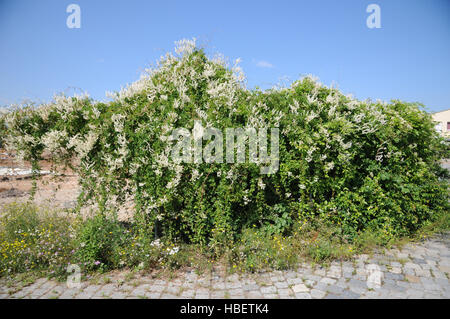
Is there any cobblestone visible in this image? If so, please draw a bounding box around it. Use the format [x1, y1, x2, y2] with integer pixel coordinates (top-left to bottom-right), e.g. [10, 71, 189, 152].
[1, 232, 449, 299]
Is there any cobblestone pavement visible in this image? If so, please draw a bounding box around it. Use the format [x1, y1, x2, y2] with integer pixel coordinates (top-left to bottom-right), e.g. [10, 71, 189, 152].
[1, 232, 449, 299]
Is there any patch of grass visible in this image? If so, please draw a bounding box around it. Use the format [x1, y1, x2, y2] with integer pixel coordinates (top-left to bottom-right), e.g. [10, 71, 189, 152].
[1, 200, 448, 283]
[12, 272, 39, 287]
[124, 272, 135, 282]
[177, 287, 185, 296]
[0, 203, 74, 279]
[397, 258, 409, 265]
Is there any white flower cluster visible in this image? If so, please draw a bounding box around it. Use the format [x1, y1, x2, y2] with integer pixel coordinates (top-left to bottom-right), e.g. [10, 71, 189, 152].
[67, 129, 99, 160]
[42, 130, 68, 154]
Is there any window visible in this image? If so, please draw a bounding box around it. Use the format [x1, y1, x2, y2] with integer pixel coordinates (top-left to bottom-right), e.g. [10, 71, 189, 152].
[447, 122, 450, 131]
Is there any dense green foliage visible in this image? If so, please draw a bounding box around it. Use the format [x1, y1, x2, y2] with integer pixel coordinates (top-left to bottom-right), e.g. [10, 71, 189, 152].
[0, 114, 6, 148]
[2, 39, 449, 249]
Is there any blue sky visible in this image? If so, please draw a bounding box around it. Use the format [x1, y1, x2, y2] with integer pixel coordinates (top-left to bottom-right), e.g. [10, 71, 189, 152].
[0, 0, 449, 112]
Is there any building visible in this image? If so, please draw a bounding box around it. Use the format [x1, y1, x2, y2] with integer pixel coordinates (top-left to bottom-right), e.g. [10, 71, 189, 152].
[432, 109, 450, 137]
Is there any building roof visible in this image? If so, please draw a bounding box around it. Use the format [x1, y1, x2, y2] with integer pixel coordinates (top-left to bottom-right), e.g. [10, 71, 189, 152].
[432, 108, 450, 114]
